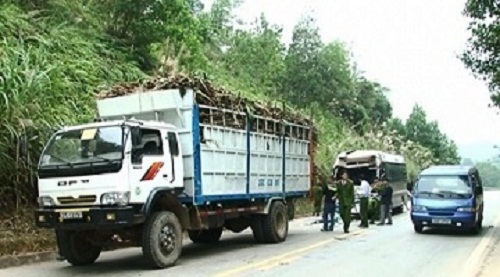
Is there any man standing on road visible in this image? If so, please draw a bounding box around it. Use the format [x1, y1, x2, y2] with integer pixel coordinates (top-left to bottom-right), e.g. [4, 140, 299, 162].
[336, 171, 355, 233]
[377, 177, 393, 226]
[321, 177, 337, 231]
[358, 174, 371, 228]
[368, 177, 381, 224]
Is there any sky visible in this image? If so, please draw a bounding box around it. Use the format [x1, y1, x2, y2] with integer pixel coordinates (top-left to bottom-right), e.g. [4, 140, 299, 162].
[204, 0, 500, 157]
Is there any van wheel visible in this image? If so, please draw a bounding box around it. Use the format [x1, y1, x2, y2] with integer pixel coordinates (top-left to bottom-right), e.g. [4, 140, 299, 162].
[262, 201, 289, 243]
[57, 230, 101, 266]
[472, 216, 483, 235]
[414, 224, 424, 233]
[142, 211, 183, 269]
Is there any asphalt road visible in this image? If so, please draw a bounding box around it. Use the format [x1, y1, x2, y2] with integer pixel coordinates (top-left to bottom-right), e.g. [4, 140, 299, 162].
[2, 190, 500, 277]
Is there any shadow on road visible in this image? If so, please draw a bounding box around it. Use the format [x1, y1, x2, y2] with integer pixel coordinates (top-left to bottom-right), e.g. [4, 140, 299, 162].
[57, 232, 299, 274]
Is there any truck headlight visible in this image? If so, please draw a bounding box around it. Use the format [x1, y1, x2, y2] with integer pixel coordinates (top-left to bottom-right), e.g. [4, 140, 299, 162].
[457, 207, 475, 212]
[101, 192, 130, 206]
[37, 196, 55, 208]
[412, 205, 427, 212]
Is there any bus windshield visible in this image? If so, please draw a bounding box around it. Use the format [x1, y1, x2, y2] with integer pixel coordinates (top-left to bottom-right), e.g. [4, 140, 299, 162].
[414, 175, 472, 198]
[39, 126, 124, 167]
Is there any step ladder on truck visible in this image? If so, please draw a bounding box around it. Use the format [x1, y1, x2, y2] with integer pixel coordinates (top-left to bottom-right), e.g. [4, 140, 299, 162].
[32, 86, 316, 268]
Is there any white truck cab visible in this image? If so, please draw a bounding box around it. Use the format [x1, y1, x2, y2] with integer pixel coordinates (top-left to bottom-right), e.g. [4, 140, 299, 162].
[37, 120, 184, 209]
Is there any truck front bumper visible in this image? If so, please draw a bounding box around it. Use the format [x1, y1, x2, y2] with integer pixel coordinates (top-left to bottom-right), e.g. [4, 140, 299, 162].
[35, 206, 144, 230]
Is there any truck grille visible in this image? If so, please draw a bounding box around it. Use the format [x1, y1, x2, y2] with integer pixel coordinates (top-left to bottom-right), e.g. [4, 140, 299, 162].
[57, 195, 97, 205]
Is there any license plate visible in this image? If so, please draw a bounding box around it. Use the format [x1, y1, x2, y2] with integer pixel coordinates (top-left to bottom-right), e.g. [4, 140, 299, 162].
[60, 212, 83, 220]
[432, 218, 451, 224]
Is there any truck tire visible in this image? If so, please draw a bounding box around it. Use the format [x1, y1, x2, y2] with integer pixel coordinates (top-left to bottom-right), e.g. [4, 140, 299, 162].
[287, 200, 296, 220]
[250, 215, 266, 243]
[262, 201, 289, 243]
[188, 228, 223, 243]
[142, 211, 183, 269]
[57, 230, 101, 266]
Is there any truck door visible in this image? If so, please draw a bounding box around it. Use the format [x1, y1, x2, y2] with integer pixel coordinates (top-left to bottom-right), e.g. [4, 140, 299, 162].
[129, 128, 171, 203]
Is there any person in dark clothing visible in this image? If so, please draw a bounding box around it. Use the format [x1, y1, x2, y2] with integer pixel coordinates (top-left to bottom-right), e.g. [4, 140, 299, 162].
[377, 178, 393, 225]
[321, 177, 337, 231]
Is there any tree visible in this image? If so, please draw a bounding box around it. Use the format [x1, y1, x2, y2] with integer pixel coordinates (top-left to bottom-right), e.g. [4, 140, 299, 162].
[219, 14, 285, 96]
[461, 0, 500, 106]
[476, 161, 500, 187]
[402, 105, 461, 164]
[281, 16, 325, 106]
[462, 158, 475, 165]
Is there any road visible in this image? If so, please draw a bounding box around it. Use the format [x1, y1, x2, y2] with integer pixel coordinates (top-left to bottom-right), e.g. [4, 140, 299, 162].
[2, 190, 500, 277]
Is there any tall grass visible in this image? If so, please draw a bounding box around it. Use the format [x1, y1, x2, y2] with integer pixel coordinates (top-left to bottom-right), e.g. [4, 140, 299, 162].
[0, 4, 145, 212]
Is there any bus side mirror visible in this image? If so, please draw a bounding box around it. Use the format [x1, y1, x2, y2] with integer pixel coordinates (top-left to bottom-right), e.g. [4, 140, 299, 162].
[131, 127, 142, 146]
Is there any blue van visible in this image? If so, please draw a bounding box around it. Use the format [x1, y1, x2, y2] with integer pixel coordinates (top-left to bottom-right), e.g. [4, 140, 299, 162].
[410, 165, 484, 234]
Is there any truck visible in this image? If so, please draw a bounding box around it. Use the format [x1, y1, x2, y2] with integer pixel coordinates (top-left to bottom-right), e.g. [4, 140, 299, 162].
[33, 82, 315, 268]
[333, 150, 408, 216]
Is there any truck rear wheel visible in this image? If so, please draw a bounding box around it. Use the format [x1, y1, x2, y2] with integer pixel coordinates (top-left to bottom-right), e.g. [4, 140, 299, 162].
[250, 215, 266, 243]
[262, 201, 289, 243]
[142, 211, 183, 269]
[287, 200, 296, 220]
[57, 230, 101, 266]
[188, 228, 223, 243]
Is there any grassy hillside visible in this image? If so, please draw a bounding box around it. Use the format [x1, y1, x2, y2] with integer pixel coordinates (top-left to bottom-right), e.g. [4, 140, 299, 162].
[0, 0, 459, 256]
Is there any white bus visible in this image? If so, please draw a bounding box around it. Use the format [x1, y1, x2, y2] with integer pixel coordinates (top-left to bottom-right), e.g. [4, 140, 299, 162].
[333, 150, 408, 216]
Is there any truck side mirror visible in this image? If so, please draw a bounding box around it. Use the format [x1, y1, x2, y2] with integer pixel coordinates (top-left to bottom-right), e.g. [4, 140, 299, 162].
[131, 127, 142, 146]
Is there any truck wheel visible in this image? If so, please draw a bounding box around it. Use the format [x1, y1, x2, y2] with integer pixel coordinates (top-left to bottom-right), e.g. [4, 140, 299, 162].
[142, 211, 183, 269]
[250, 215, 266, 243]
[57, 230, 101, 266]
[287, 200, 296, 220]
[262, 201, 289, 243]
[188, 228, 223, 243]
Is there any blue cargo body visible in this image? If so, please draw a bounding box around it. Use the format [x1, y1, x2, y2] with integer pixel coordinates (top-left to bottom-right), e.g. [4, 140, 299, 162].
[410, 165, 484, 234]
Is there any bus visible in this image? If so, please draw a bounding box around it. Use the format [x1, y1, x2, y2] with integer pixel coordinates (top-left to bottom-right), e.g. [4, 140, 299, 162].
[333, 150, 408, 216]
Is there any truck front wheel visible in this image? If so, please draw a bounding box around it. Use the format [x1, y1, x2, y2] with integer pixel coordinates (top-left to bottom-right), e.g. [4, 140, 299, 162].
[57, 230, 101, 266]
[142, 211, 183, 269]
[262, 201, 289, 243]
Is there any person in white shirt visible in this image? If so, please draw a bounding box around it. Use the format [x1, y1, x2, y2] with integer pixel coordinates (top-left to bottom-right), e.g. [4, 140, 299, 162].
[358, 173, 371, 228]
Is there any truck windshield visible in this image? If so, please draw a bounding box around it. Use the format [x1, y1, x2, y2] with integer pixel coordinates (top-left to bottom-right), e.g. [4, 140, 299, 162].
[414, 175, 472, 199]
[40, 126, 124, 167]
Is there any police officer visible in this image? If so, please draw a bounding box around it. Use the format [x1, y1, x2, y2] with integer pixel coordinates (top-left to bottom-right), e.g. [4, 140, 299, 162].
[312, 179, 323, 217]
[336, 171, 355, 233]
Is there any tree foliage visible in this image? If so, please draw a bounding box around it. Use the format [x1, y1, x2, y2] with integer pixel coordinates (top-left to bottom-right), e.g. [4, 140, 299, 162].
[462, 0, 500, 105]
[0, 0, 461, 213]
[476, 160, 500, 187]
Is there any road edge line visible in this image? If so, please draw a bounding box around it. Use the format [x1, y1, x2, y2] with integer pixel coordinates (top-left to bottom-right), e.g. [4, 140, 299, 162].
[461, 210, 500, 277]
